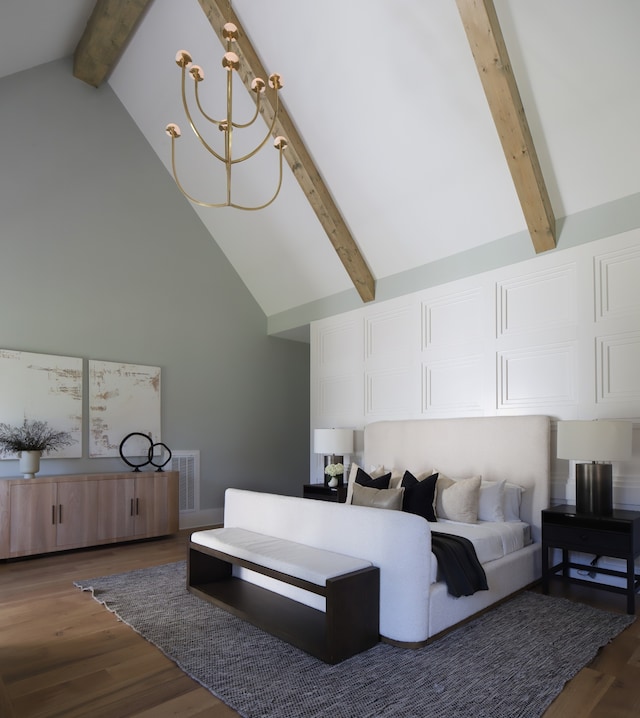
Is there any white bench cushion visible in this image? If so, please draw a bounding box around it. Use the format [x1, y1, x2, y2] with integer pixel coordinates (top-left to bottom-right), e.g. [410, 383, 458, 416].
[191, 527, 373, 587]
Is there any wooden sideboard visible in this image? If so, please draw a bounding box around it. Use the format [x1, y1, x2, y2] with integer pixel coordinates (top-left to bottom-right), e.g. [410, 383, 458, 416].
[0, 471, 179, 559]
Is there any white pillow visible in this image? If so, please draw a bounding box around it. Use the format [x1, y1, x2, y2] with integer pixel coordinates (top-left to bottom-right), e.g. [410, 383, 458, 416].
[345, 462, 364, 504]
[372, 466, 403, 489]
[478, 480, 506, 522]
[368, 464, 390, 478]
[503, 483, 525, 522]
[435, 474, 482, 523]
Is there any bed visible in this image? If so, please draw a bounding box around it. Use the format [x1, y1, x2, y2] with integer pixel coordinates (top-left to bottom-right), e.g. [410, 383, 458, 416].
[357, 414, 550, 641]
[193, 414, 551, 647]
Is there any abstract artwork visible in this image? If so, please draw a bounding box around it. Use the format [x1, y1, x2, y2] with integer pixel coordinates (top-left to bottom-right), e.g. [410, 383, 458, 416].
[89, 360, 161, 458]
[0, 349, 83, 458]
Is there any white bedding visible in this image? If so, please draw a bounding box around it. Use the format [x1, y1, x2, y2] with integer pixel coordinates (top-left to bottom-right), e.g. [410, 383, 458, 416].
[429, 519, 531, 584]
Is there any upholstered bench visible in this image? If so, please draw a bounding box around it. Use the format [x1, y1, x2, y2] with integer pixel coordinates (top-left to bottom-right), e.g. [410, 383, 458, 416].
[188, 527, 380, 663]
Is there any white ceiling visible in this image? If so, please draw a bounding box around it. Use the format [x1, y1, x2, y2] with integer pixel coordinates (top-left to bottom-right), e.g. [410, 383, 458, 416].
[2, 0, 640, 325]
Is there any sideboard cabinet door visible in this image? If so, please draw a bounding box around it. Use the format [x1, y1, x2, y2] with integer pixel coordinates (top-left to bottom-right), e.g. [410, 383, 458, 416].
[97, 478, 136, 541]
[9, 482, 57, 556]
[9, 480, 99, 555]
[134, 473, 179, 538]
[55, 480, 99, 549]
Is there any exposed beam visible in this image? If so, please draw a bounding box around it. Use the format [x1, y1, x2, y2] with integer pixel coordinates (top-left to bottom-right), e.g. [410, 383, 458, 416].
[456, 0, 556, 253]
[197, 0, 376, 303]
[73, 0, 153, 88]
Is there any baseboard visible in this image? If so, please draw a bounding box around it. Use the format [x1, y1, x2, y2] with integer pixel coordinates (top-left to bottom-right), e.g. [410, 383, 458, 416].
[179, 507, 224, 530]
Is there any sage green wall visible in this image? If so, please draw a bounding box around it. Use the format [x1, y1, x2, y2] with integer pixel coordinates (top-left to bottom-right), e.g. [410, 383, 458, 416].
[0, 59, 310, 512]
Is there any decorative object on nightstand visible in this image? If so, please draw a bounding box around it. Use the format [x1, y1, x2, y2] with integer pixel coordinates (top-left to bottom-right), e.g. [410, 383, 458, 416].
[324, 462, 344, 488]
[313, 428, 353, 487]
[557, 420, 632, 515]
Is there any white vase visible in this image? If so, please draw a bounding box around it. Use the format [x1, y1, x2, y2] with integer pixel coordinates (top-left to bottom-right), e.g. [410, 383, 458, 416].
[19, 450, 41, 478]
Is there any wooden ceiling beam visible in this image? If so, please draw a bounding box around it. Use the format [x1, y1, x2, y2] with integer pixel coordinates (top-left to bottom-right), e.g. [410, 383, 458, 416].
[197, 0, 376, 302]
[73, 0, 153, 88]
[456, 0, 556, 253]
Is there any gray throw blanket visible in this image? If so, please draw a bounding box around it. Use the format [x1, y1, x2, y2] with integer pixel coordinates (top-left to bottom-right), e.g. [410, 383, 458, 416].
[431, 531, 489, 597]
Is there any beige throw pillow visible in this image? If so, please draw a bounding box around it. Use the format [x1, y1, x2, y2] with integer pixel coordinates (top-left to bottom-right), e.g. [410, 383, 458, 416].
[435, 474, 482, 523]
[346, 464, 400, 503]
[351, 483, 404, 511]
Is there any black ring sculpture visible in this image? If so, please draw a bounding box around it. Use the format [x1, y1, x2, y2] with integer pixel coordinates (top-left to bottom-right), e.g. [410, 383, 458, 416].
[119, 432, 153, 472]
[148, 441, 172, 472]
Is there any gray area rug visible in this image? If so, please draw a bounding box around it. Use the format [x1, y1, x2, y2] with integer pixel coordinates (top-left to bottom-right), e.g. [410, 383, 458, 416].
[75, 561, 634, 718]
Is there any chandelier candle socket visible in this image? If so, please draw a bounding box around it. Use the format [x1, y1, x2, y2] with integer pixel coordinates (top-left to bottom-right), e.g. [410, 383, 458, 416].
[165, 23, 288, 210]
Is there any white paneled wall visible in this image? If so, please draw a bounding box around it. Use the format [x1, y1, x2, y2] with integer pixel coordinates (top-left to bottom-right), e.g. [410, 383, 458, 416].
[311, 228, 640, 508]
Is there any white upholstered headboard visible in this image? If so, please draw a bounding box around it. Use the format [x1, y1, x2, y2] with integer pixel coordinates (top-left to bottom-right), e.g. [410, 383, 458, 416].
[364, 415, 551, 542]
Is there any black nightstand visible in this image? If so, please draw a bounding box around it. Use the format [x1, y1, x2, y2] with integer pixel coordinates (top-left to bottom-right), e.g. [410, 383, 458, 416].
[542, 504, 640, 614]
[303, 483, 347, 503]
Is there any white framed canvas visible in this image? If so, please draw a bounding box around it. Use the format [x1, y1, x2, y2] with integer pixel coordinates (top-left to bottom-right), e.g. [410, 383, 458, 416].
[89, 360, 161, 458]
[0, 349, 83, 458]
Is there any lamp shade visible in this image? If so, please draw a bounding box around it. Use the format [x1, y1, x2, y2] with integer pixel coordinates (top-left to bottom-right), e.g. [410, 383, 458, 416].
[557, 420, 632, 461]
[313, 428, 354, 455]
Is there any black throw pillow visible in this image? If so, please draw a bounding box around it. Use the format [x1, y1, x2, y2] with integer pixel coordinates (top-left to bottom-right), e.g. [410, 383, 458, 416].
[401, 471, 438, 522]
[355, 467, 391, 490]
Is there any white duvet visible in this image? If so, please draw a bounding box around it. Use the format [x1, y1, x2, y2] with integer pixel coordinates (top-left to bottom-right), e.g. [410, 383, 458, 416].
[429, 519, 531, 584]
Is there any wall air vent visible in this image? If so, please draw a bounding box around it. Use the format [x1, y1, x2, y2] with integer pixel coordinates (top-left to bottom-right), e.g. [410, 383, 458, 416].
[170, 450, 200, 513]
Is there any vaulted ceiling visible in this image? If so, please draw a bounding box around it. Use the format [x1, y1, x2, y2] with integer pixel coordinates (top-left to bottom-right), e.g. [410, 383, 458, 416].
[2, 1, 639, 336]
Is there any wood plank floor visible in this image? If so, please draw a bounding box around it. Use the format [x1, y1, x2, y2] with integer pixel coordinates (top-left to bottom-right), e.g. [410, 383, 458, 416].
[1, 533, 639, 717]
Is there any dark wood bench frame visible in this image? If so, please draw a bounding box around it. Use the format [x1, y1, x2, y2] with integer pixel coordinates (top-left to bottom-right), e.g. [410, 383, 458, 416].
[188, 540, 380, 664]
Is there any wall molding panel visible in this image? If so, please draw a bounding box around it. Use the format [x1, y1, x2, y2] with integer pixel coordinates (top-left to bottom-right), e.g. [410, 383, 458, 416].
[496, 264, 576, 338]
[596, 331, 640, 404]
[316, 319, 360, 371]
[422, 288, 483, 350]
[365, 304, 416, 364]
[317, 374, 361, 422]
[422, 356, 484, 415]
[310, 228, 640, 506]
[497, 343, 577, 409]
[595, 243, 640, 322]
[365, 367, 418, 418]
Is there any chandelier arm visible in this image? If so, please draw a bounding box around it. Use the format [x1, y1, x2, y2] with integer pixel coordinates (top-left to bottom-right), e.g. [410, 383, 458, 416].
[181, 65, 228, 163]
[230, 93, 261, 129]
[229, 144, 285, 211]
[230, 94, 280, 165]
[226, 60, 233, 205]
[194, 82, 224, 126]
[169, 136, 230, 209]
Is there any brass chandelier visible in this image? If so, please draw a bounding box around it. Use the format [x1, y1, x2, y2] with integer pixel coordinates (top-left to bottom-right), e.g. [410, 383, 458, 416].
[165, 22, 288, 210]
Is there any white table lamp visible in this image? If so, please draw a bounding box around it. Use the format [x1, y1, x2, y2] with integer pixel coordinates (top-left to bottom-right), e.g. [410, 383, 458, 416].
[313, 428, 354, 486]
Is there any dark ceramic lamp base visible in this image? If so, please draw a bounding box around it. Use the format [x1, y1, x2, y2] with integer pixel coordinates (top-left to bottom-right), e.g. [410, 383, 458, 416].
[576, 462, 612, 515]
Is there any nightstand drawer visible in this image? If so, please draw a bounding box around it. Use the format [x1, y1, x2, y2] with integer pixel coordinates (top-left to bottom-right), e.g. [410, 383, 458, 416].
[544, 524, 630, 554]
